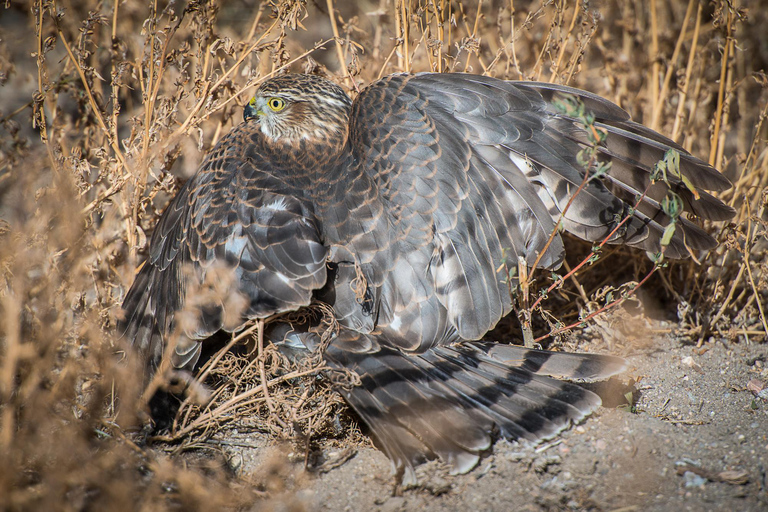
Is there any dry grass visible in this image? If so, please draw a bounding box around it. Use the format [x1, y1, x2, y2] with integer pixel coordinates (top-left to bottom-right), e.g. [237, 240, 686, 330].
[1, 0, 766, 509]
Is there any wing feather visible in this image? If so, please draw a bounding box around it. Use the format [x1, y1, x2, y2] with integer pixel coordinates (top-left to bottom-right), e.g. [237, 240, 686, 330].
[119, 124, 328, 371]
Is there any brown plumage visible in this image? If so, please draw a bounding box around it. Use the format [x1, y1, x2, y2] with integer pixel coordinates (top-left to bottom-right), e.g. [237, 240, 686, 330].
[120, 73, 733, 483]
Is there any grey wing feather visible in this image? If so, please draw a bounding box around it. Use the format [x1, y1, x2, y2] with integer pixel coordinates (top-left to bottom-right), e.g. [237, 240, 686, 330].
[408, 73, 733, 259]
[348, 74, 564, 346]
[120, 125, 328, 371]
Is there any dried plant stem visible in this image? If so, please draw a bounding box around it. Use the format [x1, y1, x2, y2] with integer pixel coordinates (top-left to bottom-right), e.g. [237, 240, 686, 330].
[196, 322, 260, 384]
[142, 0, 159, 165]
[463, 0, 484, 72]
[507, 1, 522, 79]
[411, 15, 432, 71]
[0, 294, 21, 451]
[531, 3, 559, 81]
[245, 3, 266, 43]
[401, 0, 411, 72]
[650, 0, 696, 130]
[702, 262, 745, 346]
[52, 8, 130, 174]
[110, 0, 121, 152]
[535, 265, 659, 343]
[430, 0, 444, 72]
[378, 42, 401, 79]
[725, 101, 768, 207]
[563, 13, 595, 85]
[671, 3, 702, 141]
[517, 257, 534, 347]
[649, 0, 660, 117]
[561, 259, 589, 303]
[743, 218, 768, 337]
[548, 0, 580, 83]
[709, 6, 733, 166]
[159, 365, 328, 442]
[394, 0, 404, 70]
[257, 319, 279, 420]
[715, 47, 736, 170]
[34, 0, 50, 147]
[326, 0, 352, 85]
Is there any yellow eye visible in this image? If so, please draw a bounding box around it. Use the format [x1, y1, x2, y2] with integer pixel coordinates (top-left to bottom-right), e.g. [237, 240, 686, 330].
[267, 97, 286, 111]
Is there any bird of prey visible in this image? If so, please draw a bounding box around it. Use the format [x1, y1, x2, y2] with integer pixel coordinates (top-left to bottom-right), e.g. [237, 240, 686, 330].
[120, 73, 734, 483]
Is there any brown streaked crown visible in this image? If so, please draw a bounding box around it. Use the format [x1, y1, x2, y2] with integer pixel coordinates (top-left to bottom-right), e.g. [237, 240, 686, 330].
[245, 74, 353, 149]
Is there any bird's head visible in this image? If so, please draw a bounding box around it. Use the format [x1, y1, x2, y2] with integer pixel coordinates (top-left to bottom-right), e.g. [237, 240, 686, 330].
[244, 74, 353, 148]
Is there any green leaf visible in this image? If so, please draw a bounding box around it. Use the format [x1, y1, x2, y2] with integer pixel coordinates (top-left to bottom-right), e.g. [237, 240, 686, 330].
[665, 149, 680, 176]
[661, 191, 683, 219]
[660, 223, 676, 247]
[680, 173, 700, 199]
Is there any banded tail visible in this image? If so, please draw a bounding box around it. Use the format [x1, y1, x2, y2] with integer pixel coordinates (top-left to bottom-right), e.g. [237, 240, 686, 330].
[323, 341, 626, 484]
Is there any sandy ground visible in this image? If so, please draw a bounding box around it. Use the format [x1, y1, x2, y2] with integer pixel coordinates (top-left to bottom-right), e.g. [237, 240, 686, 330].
[209, 332, 767, 511]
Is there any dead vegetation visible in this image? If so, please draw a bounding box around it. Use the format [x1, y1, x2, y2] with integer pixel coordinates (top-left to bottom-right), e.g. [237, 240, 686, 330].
[0, 0, 766, 510]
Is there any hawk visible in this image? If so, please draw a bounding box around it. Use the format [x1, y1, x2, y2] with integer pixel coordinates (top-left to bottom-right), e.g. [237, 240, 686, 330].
[120, 73, 734, 483]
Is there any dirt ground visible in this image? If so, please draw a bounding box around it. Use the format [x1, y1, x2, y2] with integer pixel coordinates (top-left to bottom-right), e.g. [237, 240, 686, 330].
[205, 330, 767, 512]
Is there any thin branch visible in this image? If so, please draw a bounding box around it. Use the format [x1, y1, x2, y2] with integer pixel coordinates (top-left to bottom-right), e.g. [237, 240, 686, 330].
[326, 0, 352, 85]
[548, 0, 580, 83]
[708, 6, 732, 166]
[535, 265, 660, 343]
[650, 0, 695, 130]
[671, 3, 702, 141]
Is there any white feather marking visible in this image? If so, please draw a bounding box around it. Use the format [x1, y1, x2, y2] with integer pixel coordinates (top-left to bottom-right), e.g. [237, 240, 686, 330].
[224, 235, 247, 257]
[266, 197, 289, 211]
[508, 150, 559, 209]
[508, 152, 536, 178]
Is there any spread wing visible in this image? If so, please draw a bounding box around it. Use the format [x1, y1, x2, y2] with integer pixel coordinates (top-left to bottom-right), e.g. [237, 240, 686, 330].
[347, 74, 561, 346]
[343, 73, 733, 348]
[119, 124, 328, 370]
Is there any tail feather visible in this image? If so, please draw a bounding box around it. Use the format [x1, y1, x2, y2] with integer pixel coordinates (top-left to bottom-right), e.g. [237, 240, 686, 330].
[343, 348, 494, 477]
[420, 347, 597, 439]
[477, 342, 627, 381]
[324, 341, 624, 484]
[119, 262, 166, 370]
[119, 258, 204, 375]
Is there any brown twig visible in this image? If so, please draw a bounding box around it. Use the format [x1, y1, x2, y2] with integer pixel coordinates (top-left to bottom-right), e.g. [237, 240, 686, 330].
[671, 3, 702, 141]
[742, 218, 768, 337]
[650, 0, 696, 131]
[708, 6, 733, 166]
[649, 0, 660, 119]
[535, 265, 660, 343]
[326, 0, 352, 86]
[53, 4, 132, 177]
[548, 0, 580, 83]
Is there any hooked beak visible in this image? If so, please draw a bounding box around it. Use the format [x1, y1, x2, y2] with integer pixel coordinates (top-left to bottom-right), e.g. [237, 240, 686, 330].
[243, 99, 262, 122]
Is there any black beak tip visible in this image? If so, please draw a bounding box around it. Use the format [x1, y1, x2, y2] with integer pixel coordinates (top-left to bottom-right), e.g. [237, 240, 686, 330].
[243, 103, 256, 123]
